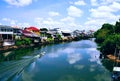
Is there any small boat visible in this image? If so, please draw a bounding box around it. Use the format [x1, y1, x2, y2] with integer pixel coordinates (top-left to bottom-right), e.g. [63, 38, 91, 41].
[3, 40, 15, 46]
[111, 49, 120, 81]
[112, 67, 120, 80]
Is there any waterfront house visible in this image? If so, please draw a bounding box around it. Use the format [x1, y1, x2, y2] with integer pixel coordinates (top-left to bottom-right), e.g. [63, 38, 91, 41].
[61, 30, 73, 41]
[12, 27, 22, 40]
[73, 30, 81, 37]
[21, 29, 40, 43]
[40, 28, 48, 42]
[25, 26, 40, 37]
[47, 28, 63, 41]
[0, 25, 15, 46]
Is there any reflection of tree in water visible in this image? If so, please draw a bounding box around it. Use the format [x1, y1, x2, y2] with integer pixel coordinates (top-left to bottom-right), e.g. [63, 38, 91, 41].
[0, 46, 42, 62]
[0, 45, 46, 81]
[0, 53, 43, 81]
[101, 59, 115, 72]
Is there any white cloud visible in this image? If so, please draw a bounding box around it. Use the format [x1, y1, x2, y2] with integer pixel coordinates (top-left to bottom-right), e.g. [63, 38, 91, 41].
[60, 16, 75, 22]
[67, 53, 82, 64]
[89, 2, 120, 21]
[4, 0, 33, 7]
[21, 22, 30, 27]
[84, 19, 107, 30]
[2, 18, 10, 21]
[90, 2, 120, 13]
[48, 11, 60, 17]
[10, 20, 16, 25]
[74, 0, 86, 6]
[34, 17, 43, 26]
[90, 0, 99, 6]
[110, 2, 120, 12]
[86, 1, 120, 30]
[2, 18, 18, 26]
[43, 18, 55, 25]
[100, 0, 120, 5]
[67, 6, 83, 17]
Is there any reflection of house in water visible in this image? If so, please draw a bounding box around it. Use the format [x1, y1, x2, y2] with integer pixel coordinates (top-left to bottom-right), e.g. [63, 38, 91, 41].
[0, 25, 14, 46]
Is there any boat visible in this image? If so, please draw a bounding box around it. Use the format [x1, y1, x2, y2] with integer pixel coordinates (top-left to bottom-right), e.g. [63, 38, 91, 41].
[112, 67, 120, 80]
[111, 50, 120, 81]
[3, 40, 15, 46]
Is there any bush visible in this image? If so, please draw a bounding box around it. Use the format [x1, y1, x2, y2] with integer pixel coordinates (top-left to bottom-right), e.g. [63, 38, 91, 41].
[15, 38, 32, 46]
[47, 38, 54, 43]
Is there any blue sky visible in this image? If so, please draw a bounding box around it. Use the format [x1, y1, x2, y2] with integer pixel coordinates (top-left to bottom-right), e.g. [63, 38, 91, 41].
[0, 0, 120, 31]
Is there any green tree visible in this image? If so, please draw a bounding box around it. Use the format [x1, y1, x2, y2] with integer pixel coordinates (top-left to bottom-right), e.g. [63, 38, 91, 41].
[94, 23, 114, 44]
[100, 34, 120, 55]
[115, 21, 120, 33]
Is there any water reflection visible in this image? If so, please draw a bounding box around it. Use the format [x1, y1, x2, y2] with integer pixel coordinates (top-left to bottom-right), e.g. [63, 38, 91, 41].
[0, 54, 41, 81]
[74, 65, 85, 70]
[0, 46, 45, 81]
[67, 53, 82, 64]
[0, 40, 113, 81]
[87, 48, 101, 64]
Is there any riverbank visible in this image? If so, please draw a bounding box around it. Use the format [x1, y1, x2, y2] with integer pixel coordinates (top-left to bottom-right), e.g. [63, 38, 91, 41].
[0, 38, 74, 52]
[0, 36, 93, 53]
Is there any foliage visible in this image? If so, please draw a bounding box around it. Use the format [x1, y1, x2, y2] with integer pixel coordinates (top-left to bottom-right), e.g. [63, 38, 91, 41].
[22, 38, 31, 45]
[15, 38, 32, 46]
[95, 20, 120, 56]
[47, 38, 54, 43]
[100, 35, 116, 55]
[40, 28, 48, 31]
[15, 40, 23, 46]
[94, 28, 111, 44]
[56, 34, 62, 40]
[115, 21, 120, 33]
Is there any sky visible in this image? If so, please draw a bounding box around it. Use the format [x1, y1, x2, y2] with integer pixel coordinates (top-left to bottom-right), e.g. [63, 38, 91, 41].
[0, 0, 120, 31]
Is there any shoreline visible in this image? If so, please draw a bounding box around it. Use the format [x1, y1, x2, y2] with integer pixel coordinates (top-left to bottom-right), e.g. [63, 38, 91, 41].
[0, 39, 74, 53]
[0, 37, 92, 53]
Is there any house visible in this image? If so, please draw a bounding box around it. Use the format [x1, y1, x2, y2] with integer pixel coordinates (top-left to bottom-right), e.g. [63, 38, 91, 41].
[61, 30, 73, 41]
[21, 29, 41, 44]
[12, 27, 22, 40]
[0, 25, 15, 46]
[25, 26, 40, 37]
[62, 30, 72, 37]
[47, 28, 63, 41]
[40, 28, 48, 42]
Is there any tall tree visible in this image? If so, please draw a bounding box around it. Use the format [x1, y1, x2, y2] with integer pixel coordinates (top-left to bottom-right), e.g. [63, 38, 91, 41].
[115, 20, 120, 33]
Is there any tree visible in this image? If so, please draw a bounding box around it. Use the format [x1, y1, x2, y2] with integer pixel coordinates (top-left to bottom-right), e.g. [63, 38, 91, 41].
[100, 34, 120, 55]
[94, 23, 114, 44]
[115, 21, 120, 33]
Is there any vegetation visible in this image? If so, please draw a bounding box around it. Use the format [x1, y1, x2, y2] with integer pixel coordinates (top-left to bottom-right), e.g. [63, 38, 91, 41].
[15, 38, 32, 46]
[95, 20, 120, 56]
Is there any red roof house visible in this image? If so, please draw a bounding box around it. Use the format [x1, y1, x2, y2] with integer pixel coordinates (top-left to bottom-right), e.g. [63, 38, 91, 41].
[25, 26, 40, 36]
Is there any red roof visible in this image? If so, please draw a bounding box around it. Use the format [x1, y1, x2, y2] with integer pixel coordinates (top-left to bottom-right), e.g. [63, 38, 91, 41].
[26, 26, 39, 31]
[21, 30, 33, 37]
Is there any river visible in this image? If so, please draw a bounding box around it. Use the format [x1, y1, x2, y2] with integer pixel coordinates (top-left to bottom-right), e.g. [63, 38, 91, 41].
[0, 40, 113, 81]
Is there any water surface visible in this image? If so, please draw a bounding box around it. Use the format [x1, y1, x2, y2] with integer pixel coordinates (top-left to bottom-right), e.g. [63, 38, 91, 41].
[0, 40, 112, 81]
